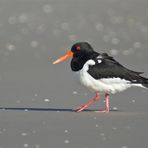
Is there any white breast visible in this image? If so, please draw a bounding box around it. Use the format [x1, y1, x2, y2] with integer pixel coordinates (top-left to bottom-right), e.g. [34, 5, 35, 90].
[76, 59, 142, 94]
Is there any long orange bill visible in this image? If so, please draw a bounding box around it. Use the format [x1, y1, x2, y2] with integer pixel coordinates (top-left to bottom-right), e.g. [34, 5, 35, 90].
[52, 51, 74, 64]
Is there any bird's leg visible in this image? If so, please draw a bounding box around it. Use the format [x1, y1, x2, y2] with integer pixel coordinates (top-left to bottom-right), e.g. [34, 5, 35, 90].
[95, 93, 110, 113]
[74, 92, 100, 112]
[105, 93, 109, 112]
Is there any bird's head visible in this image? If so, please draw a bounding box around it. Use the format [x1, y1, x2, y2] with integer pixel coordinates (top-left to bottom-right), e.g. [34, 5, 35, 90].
[52, 42, 94, 64]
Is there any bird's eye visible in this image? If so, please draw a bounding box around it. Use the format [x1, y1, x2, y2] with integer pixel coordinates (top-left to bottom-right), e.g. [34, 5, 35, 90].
[76, 46, 81, 50]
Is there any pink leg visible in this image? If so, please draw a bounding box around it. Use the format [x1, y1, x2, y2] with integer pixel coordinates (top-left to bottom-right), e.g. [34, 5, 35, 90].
[95, 93, 110, 113]
[74, 93, 100, 112]
[105, 93, 109, 112]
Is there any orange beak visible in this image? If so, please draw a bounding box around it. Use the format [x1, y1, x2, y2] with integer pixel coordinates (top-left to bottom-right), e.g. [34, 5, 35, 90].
[52, 51, 74, 64]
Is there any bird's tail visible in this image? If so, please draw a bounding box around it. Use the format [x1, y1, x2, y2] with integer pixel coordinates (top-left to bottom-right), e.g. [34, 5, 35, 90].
[141, 77, 148, 88]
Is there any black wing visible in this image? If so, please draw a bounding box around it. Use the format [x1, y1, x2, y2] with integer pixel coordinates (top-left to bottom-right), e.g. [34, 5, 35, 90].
[88, 53, 144, 83]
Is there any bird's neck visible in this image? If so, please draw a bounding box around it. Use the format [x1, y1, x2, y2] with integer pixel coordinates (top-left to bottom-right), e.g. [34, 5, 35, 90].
[70, 51, 98, 72]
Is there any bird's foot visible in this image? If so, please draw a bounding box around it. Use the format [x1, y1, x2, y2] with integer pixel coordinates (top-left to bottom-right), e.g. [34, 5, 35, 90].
[73, 93, 100, 112]
[95, 108, 109, 113]
[73, 105, 88, 112]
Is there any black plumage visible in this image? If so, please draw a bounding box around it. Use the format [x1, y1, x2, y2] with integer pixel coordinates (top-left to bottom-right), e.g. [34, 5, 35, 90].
[88, 53, 148, 85]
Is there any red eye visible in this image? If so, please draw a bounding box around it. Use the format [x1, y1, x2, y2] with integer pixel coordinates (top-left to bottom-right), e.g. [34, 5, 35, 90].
[76, 46, 81, 50]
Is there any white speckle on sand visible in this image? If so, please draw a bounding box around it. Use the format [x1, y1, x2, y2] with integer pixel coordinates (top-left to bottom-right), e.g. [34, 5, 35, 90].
[18, 13, 28, 23]
[112, 127, 117, 130]
[43, 4, 53, 13]
[113, 107, 118, 111]
[21, 132, 28, 136]
[93, 117, 97, 120]
[133, 42, 141, 48]
[6, 43, 16, 51]
[95, 124, 99, 127]
[31, 41, 39, 48]
[64, 140, 70, 144]
[132, 99, 136, 103]
[16, 100, 21, 104]
[35, 145, 40, 148]
[34, 93, 38, 97]
[96, 23, 104, 31]
[23, 144, 29, 148]
[121, 146, 128, 148]
[100, 133, 105, 137]
[100, 133, 107, 141]
[72, 91, 78, 95]
[64, 130, 68, 133]
[44, 98, 50, 102]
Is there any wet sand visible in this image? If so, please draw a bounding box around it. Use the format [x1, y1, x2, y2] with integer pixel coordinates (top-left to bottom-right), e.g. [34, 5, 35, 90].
[0, 109, 148, 148]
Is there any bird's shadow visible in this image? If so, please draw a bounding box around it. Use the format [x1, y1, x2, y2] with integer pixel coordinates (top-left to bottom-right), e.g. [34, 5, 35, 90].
[0, 107, 119, 112]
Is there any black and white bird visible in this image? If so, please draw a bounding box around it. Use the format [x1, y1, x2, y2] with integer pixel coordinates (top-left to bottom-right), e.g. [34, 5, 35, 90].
[53, 42, 148, 113]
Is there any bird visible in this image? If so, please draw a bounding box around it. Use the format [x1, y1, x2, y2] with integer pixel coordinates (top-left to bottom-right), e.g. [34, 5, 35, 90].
[53, 42, 148, 113]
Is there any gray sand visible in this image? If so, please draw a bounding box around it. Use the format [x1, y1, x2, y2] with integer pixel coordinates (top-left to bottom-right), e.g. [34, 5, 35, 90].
[0, 0, 148, 148]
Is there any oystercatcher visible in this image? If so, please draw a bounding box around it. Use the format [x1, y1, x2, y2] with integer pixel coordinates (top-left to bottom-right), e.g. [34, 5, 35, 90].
[53, 42, 148, 112]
